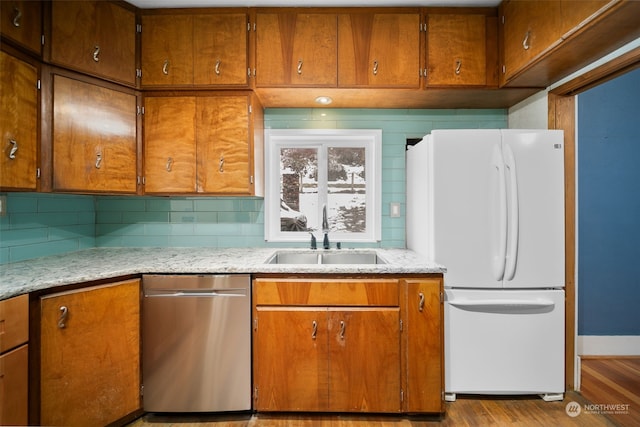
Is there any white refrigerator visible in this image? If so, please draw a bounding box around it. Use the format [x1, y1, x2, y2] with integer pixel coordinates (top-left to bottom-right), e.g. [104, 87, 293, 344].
[406, 129, 565, 401]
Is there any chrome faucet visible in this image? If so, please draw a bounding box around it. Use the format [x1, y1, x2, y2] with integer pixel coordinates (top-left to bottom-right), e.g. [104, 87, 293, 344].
[322, 204, 330, 249]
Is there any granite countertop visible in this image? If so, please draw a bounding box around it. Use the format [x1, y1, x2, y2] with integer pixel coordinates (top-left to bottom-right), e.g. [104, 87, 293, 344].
[0, 247, 444, 300]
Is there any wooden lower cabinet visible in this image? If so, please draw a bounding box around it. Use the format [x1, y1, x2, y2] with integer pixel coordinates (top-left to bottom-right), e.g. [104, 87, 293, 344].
[39, 279, 141, 427]
[253, 276, 442, 414]
[0, 294, 29, 426]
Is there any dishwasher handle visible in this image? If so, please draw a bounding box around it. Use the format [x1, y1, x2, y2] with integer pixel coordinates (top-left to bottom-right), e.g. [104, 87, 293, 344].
[144, 288, 248, 297]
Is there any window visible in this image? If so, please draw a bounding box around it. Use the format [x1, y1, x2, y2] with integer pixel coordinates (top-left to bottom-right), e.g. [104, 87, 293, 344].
[265, 129, 381, 243]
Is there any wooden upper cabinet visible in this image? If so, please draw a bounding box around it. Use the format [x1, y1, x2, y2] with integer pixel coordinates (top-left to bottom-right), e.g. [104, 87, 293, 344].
[0, 0, 42, 55]
[560, 0, 610, 36]
[143, 96, 197, 193]
[141, 11, 249, 87]
[141, 14, 194, 86]
[426, 13, 494, 87]
[338, 12, 420, 88]
[52, 75, 138, 193]
[144, 93, 260, 195]
[193, 13, 249, 85]
[1, 51, 38, 191]
[256, 12, 338, 87]
[501, 0, 563, 85]
[51, 1, 136, 86]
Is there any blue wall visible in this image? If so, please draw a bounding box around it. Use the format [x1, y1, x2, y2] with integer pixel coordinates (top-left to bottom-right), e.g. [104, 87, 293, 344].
[0, 108, 506, 264]
[578, 68, 640, 335]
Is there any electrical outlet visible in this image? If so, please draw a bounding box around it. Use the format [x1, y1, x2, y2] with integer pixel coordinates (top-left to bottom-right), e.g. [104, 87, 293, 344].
[0, 195, 6, 216]
[390, 202, 401, 218]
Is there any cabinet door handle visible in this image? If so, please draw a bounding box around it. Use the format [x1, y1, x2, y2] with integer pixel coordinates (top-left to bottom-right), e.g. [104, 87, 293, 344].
[297, 59, 303, 75]
[12, 7, 22, 27]
[162, 59, 169, 75]
[93, 45, 100, 62]
[215, 59, 221, 75]
[418, 292, 425, 312]
[219, 155, 224, 172]
[58, 306, 68, 329]
[455, 60, 462, 75]
[339, 320, 345, 340]
[522, 30, 530, 50]
[8, 139, 18, 159]
[166, 157, 173, 172]
[312, 320, 317, 340]
[373, 60, 379, 76]
[95, 151, 102, 169]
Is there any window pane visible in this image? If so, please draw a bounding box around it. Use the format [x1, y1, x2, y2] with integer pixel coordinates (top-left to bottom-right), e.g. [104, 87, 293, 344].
[327, 147, 366, 233]
[280, 147, 318, 232]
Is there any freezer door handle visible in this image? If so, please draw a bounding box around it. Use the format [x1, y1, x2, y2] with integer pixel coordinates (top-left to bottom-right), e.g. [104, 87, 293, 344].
[504, 144, 519, 281]
[449, 299, 555, 312]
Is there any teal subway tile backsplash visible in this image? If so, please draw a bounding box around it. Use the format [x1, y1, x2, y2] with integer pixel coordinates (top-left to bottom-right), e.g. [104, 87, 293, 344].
[1, 108, 506, 264]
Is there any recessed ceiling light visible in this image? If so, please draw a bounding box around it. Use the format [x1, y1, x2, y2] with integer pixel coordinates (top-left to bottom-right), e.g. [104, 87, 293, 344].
[315, 96, 333, 105]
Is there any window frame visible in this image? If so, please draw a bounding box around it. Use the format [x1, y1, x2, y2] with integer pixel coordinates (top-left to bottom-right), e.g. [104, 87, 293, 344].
[264, 129, 382, 243]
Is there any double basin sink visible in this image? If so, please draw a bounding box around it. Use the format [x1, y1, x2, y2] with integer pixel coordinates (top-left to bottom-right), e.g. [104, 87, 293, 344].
[265, 250, 386, 265]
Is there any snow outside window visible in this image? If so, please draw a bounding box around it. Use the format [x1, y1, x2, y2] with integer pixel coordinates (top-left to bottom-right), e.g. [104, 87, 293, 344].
[264, 129, 382, 243]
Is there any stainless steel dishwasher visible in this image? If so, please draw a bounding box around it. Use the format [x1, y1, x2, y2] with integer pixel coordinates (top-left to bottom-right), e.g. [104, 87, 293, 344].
[142, 274, 251, 412]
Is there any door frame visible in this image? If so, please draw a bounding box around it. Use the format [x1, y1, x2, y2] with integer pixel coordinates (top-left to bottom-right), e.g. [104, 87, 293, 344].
[548, 46, 640, 390]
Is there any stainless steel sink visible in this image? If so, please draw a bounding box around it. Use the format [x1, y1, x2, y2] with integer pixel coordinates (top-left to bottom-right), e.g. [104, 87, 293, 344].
[265, 251, 385, 265]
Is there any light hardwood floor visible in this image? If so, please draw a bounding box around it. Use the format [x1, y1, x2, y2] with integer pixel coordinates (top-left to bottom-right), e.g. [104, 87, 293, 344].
[580, 357, 640, 427]
[129, 358, 639, 427]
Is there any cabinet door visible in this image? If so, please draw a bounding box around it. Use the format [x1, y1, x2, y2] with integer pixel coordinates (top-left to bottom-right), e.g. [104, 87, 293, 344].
[0, 0, 42, 54]
[256, 12, 337, 87]
[0, 51, 38, 190]
[194, 13, 248, 86]
[0, 345, 28, 426]
[196, 96, 251, 194]
[141, 14, 194, 86]
[51, 1, 136, 86]
[338, 13, 420, 88]
[403, 279, 443, 413]
[501, 0, 562, 83]
[426, 14, 487, 86]
[560, 0, 610, 36]
[328, 308, 401, 412]
[143, 96, 197, 193]
[254, 308, 329, 411]
[53, 75, 137, 193]
[40, 279, 141, 427]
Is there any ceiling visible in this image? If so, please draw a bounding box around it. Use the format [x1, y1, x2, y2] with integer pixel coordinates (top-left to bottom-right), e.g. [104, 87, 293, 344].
[127, 0, 501, 8]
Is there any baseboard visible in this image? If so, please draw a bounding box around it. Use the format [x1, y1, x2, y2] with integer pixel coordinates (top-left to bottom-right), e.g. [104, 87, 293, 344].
[578, 335, 640, 356]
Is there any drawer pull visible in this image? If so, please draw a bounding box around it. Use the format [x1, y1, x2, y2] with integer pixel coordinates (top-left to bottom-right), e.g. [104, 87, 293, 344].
[93, 45, 100, 62]
[373, 60, 379, 76]
[311, 320, 317, 340]
[95, 151, 102, 169]
[215, 59, 221, 75]
[58, 306, 68, 329]
[162, 59, 169, 75]
[455, 60, 462, 75]
[166, 157, 173, 172]
[8, 139, 18, 159]
[297, 59, 303, 75]
[219, 155, 224, 172]
[13, 7, 22, 27]
[522, 31, 530, 50]
[418, 292, 425, 312]
[339, 320, 345, 340]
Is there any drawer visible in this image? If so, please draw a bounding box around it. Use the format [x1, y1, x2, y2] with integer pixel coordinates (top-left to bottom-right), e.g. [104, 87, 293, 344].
[0, 344, 29, 425]
[0, 294, 29, 353]
[254, 278, 399, 306]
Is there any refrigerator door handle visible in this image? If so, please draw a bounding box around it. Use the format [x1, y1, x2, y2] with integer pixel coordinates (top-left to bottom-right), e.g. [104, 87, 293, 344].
[504, 144, 519, 281]
[449, 298, 555, 312]
[492, 144, 507, 281]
